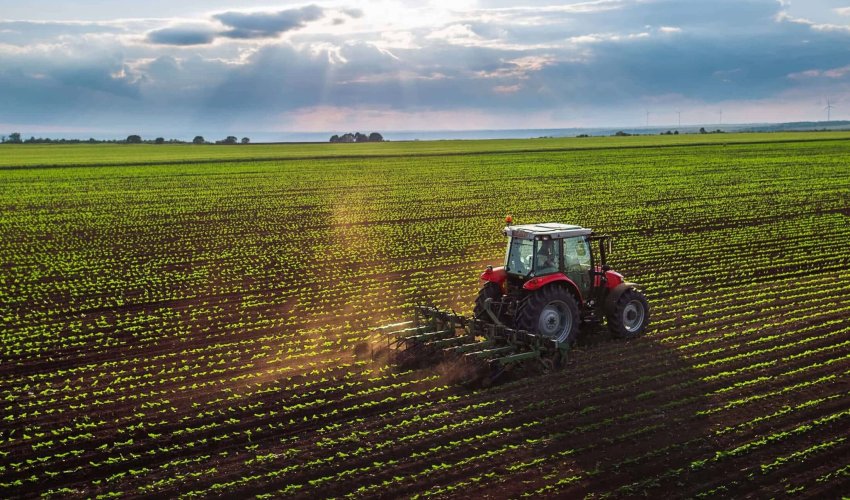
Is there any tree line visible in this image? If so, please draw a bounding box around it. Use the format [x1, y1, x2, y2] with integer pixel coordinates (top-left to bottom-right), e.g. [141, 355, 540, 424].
[329, 132, 383, 143]
[1, 133, 251, 145]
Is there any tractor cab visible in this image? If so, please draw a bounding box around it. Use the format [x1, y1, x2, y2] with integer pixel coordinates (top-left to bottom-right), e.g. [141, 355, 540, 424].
[503, 223, 594, 297]
[476, 219, 648, 345]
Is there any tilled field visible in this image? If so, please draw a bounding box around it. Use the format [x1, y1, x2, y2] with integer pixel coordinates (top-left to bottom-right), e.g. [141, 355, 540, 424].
[1, 135, 849, 498]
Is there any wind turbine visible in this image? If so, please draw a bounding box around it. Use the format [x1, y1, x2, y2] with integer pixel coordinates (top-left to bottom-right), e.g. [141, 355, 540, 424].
[825, 98, 834, 122]
[646, 110, 650, 127]
[677, 110, 682, 128]
[718, 109, 723, 126]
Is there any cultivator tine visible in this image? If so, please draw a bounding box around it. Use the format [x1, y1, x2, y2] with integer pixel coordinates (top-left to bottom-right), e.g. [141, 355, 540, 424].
[383, 324, 429, 352]
[414, 305, 467, 329]
[424, 335, 476, 349]
[463, 346, 516, 360]
[382, 304, 470, 366]
[450, 354, 508, 388]
[490, 350, 544, 366]
[444, 340, 495, 355]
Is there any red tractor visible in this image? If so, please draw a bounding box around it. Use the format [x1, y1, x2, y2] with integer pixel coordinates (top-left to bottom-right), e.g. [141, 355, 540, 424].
[387, 219, 649, 383]
[474, 219, 649, 343]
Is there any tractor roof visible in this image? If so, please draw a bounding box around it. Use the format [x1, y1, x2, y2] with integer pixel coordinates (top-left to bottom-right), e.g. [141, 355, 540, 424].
[504, 223, 592, 240]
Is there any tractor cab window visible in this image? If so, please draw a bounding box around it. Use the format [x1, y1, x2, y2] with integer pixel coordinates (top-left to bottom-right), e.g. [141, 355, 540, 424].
[534, 239, 560, 275]
[564, 236, 591, 271]
[574, 238, 592, 270]
[505, 238, 534, 275]
[564, 236, 592, 294]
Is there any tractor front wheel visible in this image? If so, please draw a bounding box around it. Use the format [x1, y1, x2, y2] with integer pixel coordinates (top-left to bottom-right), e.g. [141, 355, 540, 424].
[607, 288, 650, 339]
[515, 286, 579, 345]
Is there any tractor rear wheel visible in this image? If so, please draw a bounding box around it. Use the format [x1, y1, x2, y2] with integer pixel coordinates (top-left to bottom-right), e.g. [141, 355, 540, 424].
[607, 288, 650, 339]
[515, 285, 579, 345]
[473, 282, 503, 322]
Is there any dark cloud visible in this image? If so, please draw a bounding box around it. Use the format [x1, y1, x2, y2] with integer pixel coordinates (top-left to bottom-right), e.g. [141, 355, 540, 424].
[0, 56, 140, 127]
[142, 5, 325, 46]
[201, 43, 332, 114]
[341, 8, 364, 19]
[146, 25, 218, 46]
[214, 5, 324, 39]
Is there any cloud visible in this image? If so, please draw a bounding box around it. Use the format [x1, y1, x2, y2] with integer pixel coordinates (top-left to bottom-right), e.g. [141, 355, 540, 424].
[0, 49, 141, 127]
[475, 0, 632, 15]
[788, 64, 850, 80]
[658, 26, 681, 33]
[567, 31, 650, 44]
[146, 25, 217, 46]
[341, 8, 364, 19]
[144, 5, 326, 46]
[0, 21, 123, 46]
[214, 5, 324, 39]
[474, 55, 556, 79]
[426, 24, 482, 45]
[2, 0, 850, 134]
[493, 83, 522, 93]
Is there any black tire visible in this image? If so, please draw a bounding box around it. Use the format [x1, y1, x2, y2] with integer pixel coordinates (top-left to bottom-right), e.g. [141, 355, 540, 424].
[515, 285, 580, 345]
[473, 282, 503, 322]
[607, 288, 650, 339]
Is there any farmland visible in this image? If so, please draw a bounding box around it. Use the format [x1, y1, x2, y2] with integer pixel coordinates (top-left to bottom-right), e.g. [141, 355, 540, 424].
[1, 132, 849, 498]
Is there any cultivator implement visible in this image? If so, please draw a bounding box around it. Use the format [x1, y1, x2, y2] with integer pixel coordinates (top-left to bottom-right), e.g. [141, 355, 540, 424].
[383, 305, 569, 386]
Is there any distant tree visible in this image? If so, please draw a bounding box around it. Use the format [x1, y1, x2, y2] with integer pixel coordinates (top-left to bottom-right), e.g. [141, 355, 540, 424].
[674, 130, 679, 135]
[217, 136, 238, 145]
[354, 132, 369, 143]
[193, 136, 205, 144]
[8, 132, 22, 143]
[340, 133, 355, 143]
[368, 132, 383, 142]
[0, 135, 5, 143]
[126, 134, 142, 143]
[329, 134, 340, 143]
[699, 127, 707, 134]
[614, 131, 631, 137]
[154, 137, 165, 144]
[241, 137, 250, 144]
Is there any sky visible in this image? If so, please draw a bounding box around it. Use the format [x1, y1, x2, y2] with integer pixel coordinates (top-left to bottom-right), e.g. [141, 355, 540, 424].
[1, 0, 849, 139]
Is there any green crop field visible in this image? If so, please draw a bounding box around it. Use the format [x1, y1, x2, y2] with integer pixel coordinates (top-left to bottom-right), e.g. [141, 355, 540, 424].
[1, 132, 849, 498]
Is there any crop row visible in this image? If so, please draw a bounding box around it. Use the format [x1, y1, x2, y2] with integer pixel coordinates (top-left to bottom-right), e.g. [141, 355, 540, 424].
[2, 135, 849, 497]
